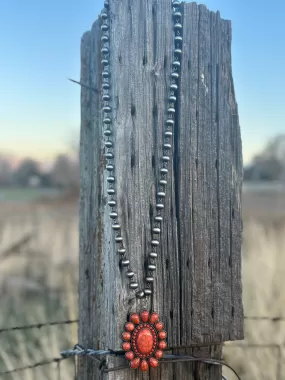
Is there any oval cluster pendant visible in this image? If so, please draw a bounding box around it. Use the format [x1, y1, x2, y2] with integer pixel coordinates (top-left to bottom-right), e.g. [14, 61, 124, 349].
[122, 311, 167, 371]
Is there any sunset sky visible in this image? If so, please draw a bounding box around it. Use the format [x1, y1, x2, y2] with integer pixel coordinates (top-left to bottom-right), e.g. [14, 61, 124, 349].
[0, 0, 284, 165]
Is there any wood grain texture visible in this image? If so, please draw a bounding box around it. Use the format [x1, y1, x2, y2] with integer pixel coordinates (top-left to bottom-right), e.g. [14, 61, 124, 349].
[78, 1, 243, 379]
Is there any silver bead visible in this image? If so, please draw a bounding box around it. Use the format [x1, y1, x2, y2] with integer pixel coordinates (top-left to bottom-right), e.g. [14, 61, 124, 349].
[161, 168, 168, 174]
[105, 141, 112, 148]
[101, 12, 108, 19]
[175, 48, 182, 55]
[152, 240, 159, 246]
[109, 211, 117, 218]
[149, 252, 158, 258]
[173, 11, 182, 18]
[156, 204, 164, 210]
[146, 277, 154, 283]
[106, 164, 114, 171]
[101, 47, 109, 54]
[173, 0, 181, 5]
[166, 119, 174, 126]
[162, 156, 170, 162]
[115, 236, 123, 243]
[103, 117, 111, 124]
[104, 0, 110, 7]
[155, 216, 163, 222]
[102, 59, 109, 65]
[105, 152, 114, 159]
[163, 143, 171, 149]
[168, 107, 175, 113]
[144, 289, 152, 296]
[136, 290, 145, 298]
[101, 35, 109, 42]
[153, 227, 161, 234]
[103, 94, 110, 101]
[102, 82, 110, 89]
[159, 179, 167, 185]
[121, 259, 130, 267]
[157, 192, 166, 198]
[101, 24, 109, 31]
[174, 23, 182, 29]
[171, 72, 179, 79]
[170, 83, 178, 91]
[108, 200, 116, 206]
[112, 224, 120, 230]
[165, 131, 173, 137]
[104, 130, 112, 137]
[103, 105, 111, 112]
[126, 271, 134, 278]
[118, 248, 126, 254]
[175, 36, 183, 42]
[107, 176, 115, 183]
[173, 61, 181, 68]
[102, 70, 110, 78]
[130, 282, 139, 289]
[107, 189, 115, 195]
[169, 95, 177, 101]
[148, 264, 156, 271]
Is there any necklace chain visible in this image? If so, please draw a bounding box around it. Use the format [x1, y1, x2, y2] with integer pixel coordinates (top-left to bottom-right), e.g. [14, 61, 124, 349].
[100, 0, 183, 299]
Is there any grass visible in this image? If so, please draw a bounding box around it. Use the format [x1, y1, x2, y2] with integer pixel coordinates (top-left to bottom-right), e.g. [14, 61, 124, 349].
[0, 188, 60, 202]
[0, 188, 285, 379]
[0, 200, 78, 379]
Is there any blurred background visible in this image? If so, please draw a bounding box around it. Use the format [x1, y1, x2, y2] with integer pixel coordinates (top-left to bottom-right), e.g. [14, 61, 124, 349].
[0, 0, 284, 379]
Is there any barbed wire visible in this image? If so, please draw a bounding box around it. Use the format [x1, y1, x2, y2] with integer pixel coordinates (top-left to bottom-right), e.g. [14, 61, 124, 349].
[1, 315, 284, 336]
[1, 341, 284, 379]
[0, 357, 64, 376]
[1, 317, 285, 379]
[59, 344, 242, 379]
[0, 319, 78, 334]
[244, 316, 285, 322]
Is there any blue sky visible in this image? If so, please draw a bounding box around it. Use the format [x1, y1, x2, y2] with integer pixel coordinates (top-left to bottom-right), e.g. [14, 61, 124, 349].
[0, 0, 284, 164]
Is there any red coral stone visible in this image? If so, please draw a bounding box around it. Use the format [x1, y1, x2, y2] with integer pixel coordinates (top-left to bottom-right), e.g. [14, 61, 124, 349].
[140, 310, 150, 323]
[136, 328, 154, 355]
[136, 328, 154, 354]
[140, 359, 149, 372]
[130, 358, 141, 369]
[122, 342, 131, 351]
[130, 313, 140, 325]
[155, 322, 164, 331]
[125, 322, 135, 332]
[154, 350, 164, 359]
[125, 351, 135, 361]
[158, 331, 167, 340]
[149, 357, 159, 368]
[158, 340, 167, 350]
[122, 332, 131, 341]
[149, 313, 159, 324]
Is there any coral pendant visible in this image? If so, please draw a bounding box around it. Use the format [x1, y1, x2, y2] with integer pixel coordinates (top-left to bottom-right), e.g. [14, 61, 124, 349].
[122, 311, 167, 372]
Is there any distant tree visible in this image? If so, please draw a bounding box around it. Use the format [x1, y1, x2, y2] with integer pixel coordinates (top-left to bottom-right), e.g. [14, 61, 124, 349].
[245, 135, 285, 181]
[51, 154, 79, 189]
[0, 156, 13, 186]
[14, 158, 41, 187]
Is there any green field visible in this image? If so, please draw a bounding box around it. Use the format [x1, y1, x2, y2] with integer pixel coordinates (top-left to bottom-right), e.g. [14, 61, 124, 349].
[0, 188, 60, 201]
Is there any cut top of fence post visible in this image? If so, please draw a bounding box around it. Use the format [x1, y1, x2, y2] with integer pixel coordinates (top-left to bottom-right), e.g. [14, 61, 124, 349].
[79, 0, 243, 378]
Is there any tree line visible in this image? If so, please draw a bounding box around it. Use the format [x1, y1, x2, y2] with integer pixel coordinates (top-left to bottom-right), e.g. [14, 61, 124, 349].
[0, 154, 79, 190]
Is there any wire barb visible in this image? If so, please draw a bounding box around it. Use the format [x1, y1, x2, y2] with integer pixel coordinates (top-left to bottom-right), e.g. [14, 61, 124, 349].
[68, 78, 99, 92]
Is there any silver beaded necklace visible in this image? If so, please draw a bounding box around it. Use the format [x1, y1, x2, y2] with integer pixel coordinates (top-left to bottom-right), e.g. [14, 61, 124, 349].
[100, 0, 183, 371]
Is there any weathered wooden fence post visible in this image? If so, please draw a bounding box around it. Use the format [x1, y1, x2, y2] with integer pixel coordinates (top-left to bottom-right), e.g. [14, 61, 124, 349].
[78, 1, 243, 379]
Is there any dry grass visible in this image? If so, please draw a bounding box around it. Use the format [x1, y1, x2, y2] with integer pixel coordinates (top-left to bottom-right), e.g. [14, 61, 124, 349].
[0, 201, 78, 380]
[0, 190, 285, 379]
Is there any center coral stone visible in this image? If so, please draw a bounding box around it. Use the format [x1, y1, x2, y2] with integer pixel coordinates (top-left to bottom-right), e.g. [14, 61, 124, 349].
[136, 328, 154, 355]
